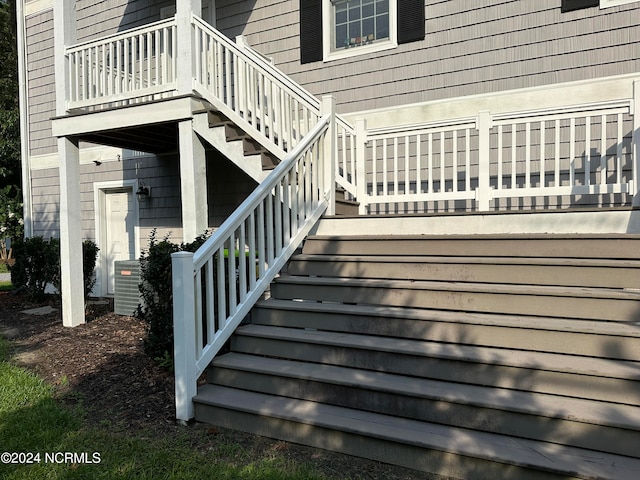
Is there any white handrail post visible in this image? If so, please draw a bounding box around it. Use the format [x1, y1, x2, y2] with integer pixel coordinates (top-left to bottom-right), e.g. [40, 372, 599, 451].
[53, 0, 76, 115]
[355, 119, 368, 214]
[172, 250, 197, 424]
[476, 110, 492, 211]
[177, 0, 201, 95]
[633, 81, 640, 206]
[322, 95, 337, 215]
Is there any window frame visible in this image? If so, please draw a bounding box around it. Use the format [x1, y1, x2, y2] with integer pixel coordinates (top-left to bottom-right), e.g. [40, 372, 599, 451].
[322, 0, 398, 62]
[600, 0, 638, 7]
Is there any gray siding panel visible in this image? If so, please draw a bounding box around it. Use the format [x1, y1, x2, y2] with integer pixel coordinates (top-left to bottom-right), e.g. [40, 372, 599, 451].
[217, 0, 640, 114]
[26, 10, 56, 157]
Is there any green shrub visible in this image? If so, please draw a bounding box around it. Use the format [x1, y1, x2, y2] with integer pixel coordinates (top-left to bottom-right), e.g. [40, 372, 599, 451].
[136, 230, 210, 365]
[81, 239, 100, 298]
[10, 236, 60, 299]
[10, 236, 99, 301]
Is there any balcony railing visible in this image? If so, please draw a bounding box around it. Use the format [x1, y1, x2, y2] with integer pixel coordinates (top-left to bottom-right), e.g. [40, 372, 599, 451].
[66, 17, 178, 109]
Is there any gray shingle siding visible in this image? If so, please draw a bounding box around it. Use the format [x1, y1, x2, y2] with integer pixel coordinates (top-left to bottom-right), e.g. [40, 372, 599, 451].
[218, 0, 640, 114]
[26, 10, 56, 157]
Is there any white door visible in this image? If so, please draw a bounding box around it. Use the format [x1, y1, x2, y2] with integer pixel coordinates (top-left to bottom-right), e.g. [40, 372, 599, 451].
[105, 190, 136, 295]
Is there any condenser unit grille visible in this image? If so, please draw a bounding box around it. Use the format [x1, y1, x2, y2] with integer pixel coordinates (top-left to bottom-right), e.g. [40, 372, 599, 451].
[114, 260, 142, 316]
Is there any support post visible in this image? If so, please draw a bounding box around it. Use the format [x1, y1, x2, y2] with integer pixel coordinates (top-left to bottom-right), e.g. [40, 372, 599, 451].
[172, 251, 197, 423]
[355, 119, 368, 215]
[476, 110, 492, 211]
[633, 81, 640, 206]
[179, 120, 208, 243]
[58, 137, 85, 327]
[321, 95, 337, 215]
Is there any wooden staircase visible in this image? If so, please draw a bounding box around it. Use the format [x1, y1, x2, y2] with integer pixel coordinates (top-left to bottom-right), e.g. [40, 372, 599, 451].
[195, 109, 359, 215]
[193, 229, 640, 479]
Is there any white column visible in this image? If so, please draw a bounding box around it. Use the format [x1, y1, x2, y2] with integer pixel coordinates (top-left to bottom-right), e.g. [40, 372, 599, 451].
[176, 0, 202, 95]
[633, 81, 640, 207]
[58, 137, 85, 327]
[355, 119, 368, 215]
[179, 120, 208, 242]
[321, 96, 336, 215]
[54, 0, 83, 327]
[53, 0, 76, 116]
[476, 110, 493, 211]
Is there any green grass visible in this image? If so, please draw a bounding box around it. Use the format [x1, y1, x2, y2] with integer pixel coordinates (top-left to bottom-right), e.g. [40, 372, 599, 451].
[0, 337, 327, 480]
[0, 263, 8, 274]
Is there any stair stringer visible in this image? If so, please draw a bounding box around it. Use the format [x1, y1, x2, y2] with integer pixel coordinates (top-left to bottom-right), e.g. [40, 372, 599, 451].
[193, 113, 270, 183]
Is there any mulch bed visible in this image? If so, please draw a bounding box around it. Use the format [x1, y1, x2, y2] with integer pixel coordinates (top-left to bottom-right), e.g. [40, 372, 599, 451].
[0, 291, 445, 480]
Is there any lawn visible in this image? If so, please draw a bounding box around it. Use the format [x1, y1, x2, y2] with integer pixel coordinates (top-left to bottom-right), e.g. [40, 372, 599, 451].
[0, 336, 327, 480]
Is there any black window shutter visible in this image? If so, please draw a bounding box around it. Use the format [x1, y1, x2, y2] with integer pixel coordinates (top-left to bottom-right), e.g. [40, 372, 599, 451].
[397, 0, 425, 45]
[561, 0, 599, 12]
[300, 0, 323, 64]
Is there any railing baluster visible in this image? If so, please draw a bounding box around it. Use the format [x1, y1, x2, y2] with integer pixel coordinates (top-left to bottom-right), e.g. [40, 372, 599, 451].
[416, 134, 422, 194]
[600, 115, 607, 185]
[555, 120, 560, 188]
[427, 133, 433, 193]
[570, 117, 576, 187]
[227, 232, 237, 317]
[525, 122, 531, 190]
[205, 258, 214, 342]
[195, 268, 203, 351]
[540, 120, 546, 189]
[238, 220, 247, 302]
[452, 130, 458, 192]
[616, 113, 623, 185]
[585, 116, 591, 187]
[216, 245, 226, 329]
[511, 125, 516, 190]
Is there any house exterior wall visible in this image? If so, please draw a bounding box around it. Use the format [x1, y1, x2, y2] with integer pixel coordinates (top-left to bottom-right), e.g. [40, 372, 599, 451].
[25, 9, 55, 157]
[217, 0, 640, 115]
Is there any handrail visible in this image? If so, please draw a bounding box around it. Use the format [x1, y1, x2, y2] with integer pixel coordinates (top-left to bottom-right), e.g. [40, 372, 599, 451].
[172, 114, 333, 422]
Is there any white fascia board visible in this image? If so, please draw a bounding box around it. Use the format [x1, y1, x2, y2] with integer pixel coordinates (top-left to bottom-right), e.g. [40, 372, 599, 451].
[51, 96, 208, 138]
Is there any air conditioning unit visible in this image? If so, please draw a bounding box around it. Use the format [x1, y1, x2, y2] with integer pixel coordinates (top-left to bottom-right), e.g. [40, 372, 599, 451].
[114, 260, 142, 316]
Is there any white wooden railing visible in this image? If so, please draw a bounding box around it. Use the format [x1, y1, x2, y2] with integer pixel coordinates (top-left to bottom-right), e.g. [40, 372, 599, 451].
[192, 16, 320, 158]
[66, 18, 178, 109]
[356, 100, 636, 213]
[192, 17, 357, 200]
[172, 105, 335, 421]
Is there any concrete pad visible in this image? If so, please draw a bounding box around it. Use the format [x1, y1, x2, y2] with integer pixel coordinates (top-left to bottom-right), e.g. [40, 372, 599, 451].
[21, 306, 58, 316]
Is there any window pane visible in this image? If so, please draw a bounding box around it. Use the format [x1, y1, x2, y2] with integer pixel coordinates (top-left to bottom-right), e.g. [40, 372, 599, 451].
[376, 13, 388, 39]
[336, 24, 348, 48]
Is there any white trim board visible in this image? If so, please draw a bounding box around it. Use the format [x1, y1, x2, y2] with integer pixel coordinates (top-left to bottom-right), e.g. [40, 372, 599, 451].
[313, 210, 640, 236]
[93, 180, 141, 297]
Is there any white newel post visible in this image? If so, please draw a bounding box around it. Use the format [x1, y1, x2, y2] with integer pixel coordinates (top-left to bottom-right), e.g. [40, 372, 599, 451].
[633, 81, 640, 207]
[476, 110, 493, 211]
[355, 119, 368, 215]
[172, 251, 197, 423]
[176, 0, 202, 96]
[322, 96, 337, 215]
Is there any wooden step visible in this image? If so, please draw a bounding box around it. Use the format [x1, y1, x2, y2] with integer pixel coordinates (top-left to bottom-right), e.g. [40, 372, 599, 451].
[232, 325, 640, 405]
[252, 300, 640, 361]
[194, 386, 640, 480]
[270, 276, 640, 322]
[287, 253, 640, 288]
[208, 353, 640, 458]
[301, 234, 640, 259]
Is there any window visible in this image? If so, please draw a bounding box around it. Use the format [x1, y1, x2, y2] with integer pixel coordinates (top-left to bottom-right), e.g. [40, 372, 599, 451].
[328, 0, 394, 58]
[300, 0, 425, 64]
